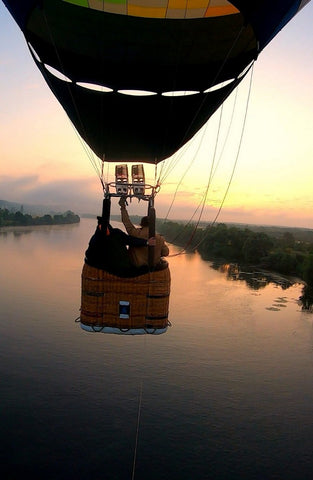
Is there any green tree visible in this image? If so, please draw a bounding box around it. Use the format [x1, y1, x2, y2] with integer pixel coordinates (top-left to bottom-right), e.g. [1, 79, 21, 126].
[302, 254, 313, 285]
[282, 231, 295, 249]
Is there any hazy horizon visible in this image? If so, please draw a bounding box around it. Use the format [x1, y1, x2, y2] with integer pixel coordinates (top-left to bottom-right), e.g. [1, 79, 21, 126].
[2, 197, 313, 232]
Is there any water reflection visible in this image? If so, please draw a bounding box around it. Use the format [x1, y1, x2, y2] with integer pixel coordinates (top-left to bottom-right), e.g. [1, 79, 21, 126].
[299, 284, 313, 311]
[210, 261, 313, 311]
[0, 229, 32, 238]
[212, 262, 294, 288]
[0, 223, 79, 237]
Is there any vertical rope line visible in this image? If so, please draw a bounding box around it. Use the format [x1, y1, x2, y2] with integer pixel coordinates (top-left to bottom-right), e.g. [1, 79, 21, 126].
[192, 63, 255, 251]
[158, 138, 192, 185]
[178, 105, 224, 250]
[176, 25, 246, 151]
[154, 161, 158, 188]
[165, 100, 224, 244]
[131, 333, 147, 480]
[40, 10, 105, 188]
[209, 63, 254, 226]
[167, 63, 254, 256]
[164, 120, 210, 220]
[212, 86, 239, 179]
[131, 379, 143, 480]
[157, 24, 250, 189]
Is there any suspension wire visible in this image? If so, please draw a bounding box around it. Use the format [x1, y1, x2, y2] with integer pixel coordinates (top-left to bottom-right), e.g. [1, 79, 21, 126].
[212, 86, 239, 180]
[175, 25, 246, 153]
[154, 161, 157, 185]
[131, 378, 143, 480]
[105, 159, 111, 185]
[168, 104, 224, 253]
[158, 24, 249, 213]
[171, 85, 237, 214]
[159, 10, 245, 179]
[131, 332, 148, 480]
[156, 158, 165, 186]
[158, 115, 212, 187]
[99, 155, 106, 192]
[163, 120, 210, 221]
[41, 11, 106, 193]
[192, 63, 254, 251]
[167, 63, 254, 256]
[161, 60, 251, 214]
[68, 122, 104, 183]
[166, 97, 227, 247]
[157, 142, 189, 186]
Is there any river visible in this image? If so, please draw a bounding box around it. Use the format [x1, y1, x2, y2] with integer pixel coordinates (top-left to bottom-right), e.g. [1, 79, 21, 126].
[1, 218, 313, 479]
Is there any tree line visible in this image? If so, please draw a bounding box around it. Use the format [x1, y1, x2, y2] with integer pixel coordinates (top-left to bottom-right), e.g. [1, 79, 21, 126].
[157, 220, 313, 287]
[0, 208, 80, 226]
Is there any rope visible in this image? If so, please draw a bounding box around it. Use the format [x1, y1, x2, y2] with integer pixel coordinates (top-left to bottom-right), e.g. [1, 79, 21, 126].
[131, 378, 143, 480]
[157, 23, 251, 226]
[41, 11, 107, 193]
[131, 333, 147, 480]
[164, 99, 225, 249]
[167, 62, 254, 256]
[192, 63, 255, 252]
[174, 25, 246, 154]
[212, 87, 239, 180]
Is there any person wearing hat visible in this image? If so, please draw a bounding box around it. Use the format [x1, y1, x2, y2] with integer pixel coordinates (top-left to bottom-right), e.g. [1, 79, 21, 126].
[119, 198, 169, 268]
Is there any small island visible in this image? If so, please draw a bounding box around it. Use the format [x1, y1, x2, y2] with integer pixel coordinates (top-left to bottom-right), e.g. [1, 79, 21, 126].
[0, 208, 80, 227]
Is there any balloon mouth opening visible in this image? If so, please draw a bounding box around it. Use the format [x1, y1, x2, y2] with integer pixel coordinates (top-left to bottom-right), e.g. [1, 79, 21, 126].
[28, 42, 242, 97]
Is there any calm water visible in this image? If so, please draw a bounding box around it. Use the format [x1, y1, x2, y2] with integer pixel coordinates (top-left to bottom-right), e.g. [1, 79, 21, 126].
[1, 219, 313, 480]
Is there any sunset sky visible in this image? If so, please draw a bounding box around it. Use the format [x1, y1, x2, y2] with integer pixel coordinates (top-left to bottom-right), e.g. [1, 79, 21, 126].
[1, 2, 313, 228]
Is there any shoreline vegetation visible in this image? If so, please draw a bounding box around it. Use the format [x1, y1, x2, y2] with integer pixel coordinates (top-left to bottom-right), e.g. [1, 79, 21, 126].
[155, 219, 313, 283]
[0, 208, 80, 227]
[156, 219, 313, 311]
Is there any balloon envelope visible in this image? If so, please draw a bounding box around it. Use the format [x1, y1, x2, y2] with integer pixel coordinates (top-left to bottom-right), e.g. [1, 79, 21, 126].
[3, 0, 310, 163]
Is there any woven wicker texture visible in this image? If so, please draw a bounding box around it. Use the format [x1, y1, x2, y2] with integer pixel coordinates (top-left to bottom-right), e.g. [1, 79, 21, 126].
[81, 263, 170, 329]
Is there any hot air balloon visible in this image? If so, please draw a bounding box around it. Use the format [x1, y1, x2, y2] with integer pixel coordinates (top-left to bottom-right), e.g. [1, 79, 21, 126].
[3, 0, 311, 333]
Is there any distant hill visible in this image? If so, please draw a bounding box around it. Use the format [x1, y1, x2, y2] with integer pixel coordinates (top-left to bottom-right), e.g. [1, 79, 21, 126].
[224, 222, 313, 243]
[0, 199, 69, 216]
[155, 219, 313, 243]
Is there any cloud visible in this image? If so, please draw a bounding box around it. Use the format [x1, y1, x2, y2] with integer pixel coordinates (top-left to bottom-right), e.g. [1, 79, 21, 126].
[0, 174, 101, 214]
[218, 206, 313, 229]
[0, 174, 38, 191]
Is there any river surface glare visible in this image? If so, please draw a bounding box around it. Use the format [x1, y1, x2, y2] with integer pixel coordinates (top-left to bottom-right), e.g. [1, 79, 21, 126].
[1, 218, 313, 480]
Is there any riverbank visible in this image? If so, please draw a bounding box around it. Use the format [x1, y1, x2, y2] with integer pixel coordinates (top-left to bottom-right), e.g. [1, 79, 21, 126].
[0, 208, 80, 227]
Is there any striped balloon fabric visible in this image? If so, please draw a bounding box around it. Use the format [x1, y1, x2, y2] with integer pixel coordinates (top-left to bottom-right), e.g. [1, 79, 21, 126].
[63, 0, 239, 19]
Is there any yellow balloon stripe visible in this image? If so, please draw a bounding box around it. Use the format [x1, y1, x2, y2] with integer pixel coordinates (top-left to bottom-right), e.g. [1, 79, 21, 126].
[63, 0, 239, 18]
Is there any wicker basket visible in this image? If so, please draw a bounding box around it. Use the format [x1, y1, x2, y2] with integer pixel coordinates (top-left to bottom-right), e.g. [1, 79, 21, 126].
[80, 263, 171, 331]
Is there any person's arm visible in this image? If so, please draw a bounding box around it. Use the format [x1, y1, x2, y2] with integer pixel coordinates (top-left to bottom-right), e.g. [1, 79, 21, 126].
[120, 230, 155, 248]
[127, 233, 147, 247]
[119, 198, 138, 236]
[118, 229, 145, 247]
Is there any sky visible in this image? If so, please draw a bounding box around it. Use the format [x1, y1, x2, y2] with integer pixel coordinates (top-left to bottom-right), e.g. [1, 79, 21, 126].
[1, 2, 313, 228]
